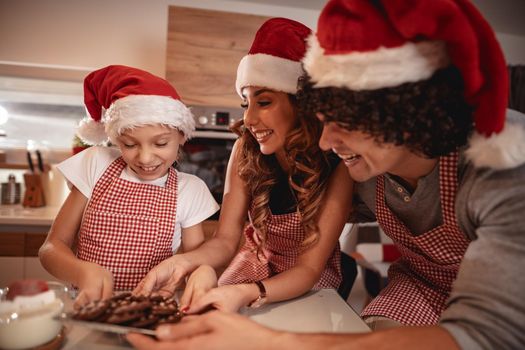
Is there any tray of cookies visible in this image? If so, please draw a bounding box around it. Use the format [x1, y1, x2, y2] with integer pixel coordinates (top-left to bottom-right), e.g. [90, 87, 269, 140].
[56, 292, 183, 336]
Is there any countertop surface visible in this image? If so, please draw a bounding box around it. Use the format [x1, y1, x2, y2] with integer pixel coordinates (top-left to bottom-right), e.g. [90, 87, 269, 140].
[61, 289, 369, 349]
[0, 204, 59, 226]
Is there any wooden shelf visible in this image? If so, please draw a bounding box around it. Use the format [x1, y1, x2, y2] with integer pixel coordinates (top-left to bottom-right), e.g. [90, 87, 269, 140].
[0, 162, 51, 172]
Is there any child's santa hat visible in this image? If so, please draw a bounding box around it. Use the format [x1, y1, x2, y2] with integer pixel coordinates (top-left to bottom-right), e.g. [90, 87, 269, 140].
[77, 65, 195, 145]
[236, 17, 312, 96]
[303, 0, 525, 170]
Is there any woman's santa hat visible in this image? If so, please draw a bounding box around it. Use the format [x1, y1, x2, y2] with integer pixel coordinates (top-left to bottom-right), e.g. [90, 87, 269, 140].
[77, 65, 195, 145]
[303, 0, 525, 170]
[236, 17, 312, 96]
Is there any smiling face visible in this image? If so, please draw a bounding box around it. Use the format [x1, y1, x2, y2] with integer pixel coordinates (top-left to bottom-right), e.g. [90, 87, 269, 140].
[317, 114, 433, 184]
[116, 124, 184, 181]
[241, 86, 298, 158]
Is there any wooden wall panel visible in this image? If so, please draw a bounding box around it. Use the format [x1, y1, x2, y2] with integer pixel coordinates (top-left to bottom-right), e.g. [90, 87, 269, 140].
[166, 7, 270, 107]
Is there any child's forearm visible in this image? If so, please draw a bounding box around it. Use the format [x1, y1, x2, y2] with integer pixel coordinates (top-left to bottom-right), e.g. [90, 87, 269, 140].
[39, 239, 86, 286]
[180, 236, 238, 271]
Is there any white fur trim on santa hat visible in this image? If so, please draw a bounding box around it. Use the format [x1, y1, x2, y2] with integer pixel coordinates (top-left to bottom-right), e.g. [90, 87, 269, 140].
[236, 53, 303, 96]
[465, 115, 525, 170]
[303, 34, 450, 91]
[103, 95, 195, 143]
[77, 114, 109, 145]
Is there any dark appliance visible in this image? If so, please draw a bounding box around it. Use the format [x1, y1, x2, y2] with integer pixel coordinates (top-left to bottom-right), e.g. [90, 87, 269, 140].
[177, 106, 242, 219]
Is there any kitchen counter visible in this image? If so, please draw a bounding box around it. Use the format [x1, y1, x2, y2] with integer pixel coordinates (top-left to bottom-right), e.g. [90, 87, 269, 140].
[61, 289, 370, 349]
[0, 204, 59, 227]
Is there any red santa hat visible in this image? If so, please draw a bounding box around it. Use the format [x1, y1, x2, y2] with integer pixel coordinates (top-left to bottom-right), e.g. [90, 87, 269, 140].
[77, 65, 195, 145]
[235, 17, 312, 96]
[304, 0, 525, 170]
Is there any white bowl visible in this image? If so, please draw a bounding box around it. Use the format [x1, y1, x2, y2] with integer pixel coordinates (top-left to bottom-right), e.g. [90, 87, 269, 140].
[0, 281, 67, 350]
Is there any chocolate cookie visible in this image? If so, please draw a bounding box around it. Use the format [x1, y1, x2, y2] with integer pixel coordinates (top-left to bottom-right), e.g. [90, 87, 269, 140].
[106, 311, 142, 325]
[71, 293, 183, 329]
[152, 298, 178, 316]
[158, 311, 183, 324]
[130, 314, 160, 329]
[72, 300, 109, 321]
[113, 300, 152, 315]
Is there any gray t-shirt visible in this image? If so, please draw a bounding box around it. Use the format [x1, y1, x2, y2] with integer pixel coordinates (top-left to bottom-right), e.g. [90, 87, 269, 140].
[351, 110, 525, 349]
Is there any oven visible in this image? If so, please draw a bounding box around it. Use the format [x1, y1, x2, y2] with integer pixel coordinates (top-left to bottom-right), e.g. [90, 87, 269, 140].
[177, 106, 242, 219]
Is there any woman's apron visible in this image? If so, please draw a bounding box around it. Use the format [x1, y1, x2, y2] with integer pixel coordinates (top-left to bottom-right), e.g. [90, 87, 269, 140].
[218, 211, 342, 289]
[77, 157, 178, 291]
[361, 152, 470, 325]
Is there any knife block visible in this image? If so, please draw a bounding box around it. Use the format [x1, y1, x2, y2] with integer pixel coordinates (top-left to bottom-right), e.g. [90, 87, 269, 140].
[23, 173, 46, 207]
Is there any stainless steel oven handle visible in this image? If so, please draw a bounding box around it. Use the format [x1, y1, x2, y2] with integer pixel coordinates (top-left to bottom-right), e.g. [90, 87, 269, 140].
[193, 130, 238, 140]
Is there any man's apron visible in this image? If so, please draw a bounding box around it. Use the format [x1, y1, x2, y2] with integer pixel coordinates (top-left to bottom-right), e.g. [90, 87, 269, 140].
[219, 211, 342, 289]
[361, 152, 470, 325]
[77, 157, 178, 291]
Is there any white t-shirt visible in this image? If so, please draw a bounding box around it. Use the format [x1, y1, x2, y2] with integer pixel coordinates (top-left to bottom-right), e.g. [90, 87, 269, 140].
[57, 146, 219, 252]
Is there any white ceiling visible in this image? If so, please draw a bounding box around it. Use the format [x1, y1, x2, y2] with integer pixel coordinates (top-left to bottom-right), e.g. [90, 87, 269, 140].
[233, 0, 525, 36]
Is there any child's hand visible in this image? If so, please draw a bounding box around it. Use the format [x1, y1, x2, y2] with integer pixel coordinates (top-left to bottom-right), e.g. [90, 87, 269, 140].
[74, 261, 114, 308]
[179, 265, 218, 310]
[185, 284, 256, 314]
[133, 255, 193, 297]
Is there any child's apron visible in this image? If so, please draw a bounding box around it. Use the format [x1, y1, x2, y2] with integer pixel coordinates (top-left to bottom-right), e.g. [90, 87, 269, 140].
[362, 152, 470, 325]
[77, 157, 178, 291]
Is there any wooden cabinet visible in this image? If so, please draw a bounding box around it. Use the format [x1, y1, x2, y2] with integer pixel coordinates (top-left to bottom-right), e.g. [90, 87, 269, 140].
[0, 231, 58, 285]
[0, 221, 220, 285]
[166, 7, 270, 107]
[0, 232, 47, 257]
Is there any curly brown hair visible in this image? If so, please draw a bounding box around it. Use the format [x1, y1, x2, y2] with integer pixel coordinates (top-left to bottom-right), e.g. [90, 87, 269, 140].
[231, 94, 334, 255]
[297, 66, 474, 158]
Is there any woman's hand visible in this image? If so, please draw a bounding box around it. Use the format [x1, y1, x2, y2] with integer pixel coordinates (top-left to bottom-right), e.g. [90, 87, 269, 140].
[186, 283, 258, 314]
[74, 261, 113, 307]
[179, 265, 218, 310]
[133, 255, 194, 297]
[127, 311, 278, 350]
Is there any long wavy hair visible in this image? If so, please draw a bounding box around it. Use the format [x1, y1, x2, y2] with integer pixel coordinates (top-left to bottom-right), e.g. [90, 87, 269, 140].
[231, 94, 334, 255]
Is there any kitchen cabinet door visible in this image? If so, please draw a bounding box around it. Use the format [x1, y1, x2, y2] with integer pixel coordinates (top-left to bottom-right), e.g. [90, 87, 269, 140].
[24, 257, 60, 282]
[166, 7, 270, 108]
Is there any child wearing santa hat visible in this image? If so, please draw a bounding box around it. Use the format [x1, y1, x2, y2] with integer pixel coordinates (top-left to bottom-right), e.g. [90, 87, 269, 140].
[39, 65, 219, 305]
[133, 18, 354, 312]
[127, 1, 525, 350]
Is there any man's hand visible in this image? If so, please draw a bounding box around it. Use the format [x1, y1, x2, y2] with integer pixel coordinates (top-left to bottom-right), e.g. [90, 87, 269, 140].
[127, 311, 278, 350]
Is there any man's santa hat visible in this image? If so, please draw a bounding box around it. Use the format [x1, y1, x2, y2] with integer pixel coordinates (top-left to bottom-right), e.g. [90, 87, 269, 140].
[236, 17, 312, 96]
[77, 65, 195, 145]
[303, 0, 525, 170]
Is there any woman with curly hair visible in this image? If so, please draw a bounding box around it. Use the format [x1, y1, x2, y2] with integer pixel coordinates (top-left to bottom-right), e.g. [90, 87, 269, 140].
[133, 17, 353, 313]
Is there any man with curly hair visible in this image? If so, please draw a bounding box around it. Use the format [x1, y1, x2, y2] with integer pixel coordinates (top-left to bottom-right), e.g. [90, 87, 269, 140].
[298, 0, 525, 338]
[128, 0, 525, 349]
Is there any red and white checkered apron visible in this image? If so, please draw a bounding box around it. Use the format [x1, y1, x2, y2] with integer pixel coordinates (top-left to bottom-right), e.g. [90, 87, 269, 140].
[218, 211, 342, 289]
[361, 152, 470, 325]
[77, 157, 178, 291]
